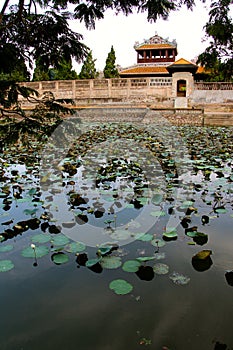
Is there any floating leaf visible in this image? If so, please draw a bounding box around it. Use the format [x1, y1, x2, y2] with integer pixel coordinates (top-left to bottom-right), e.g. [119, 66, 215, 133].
[136, 233, 153, 242]
[153, 263, 169, 275]
[215, 208, 227, 214]
[51, 234, 70, 246]
[154, 252, 166, 260]
[192, 249, 212, 260]
[0, 259, 14, 272]
[100, 256, 122, 269]
[97, 246, 113, 256]
[31, 233, 51, 244]
[0, 244, 13, 253]
[169, 272, 190, 285]
[122, 259, 141, 272]
[62, 221, 76, 228]
[163, 228, 178, 239]
[23, 208, 38, 216]
[85, 258, 102, 268]
[109, 279, 133, 295]
[64, 242, 86, 253]
[150, 210, 166, 217]
[152, 193, 163, 205]
[136, 256, 155, 262]
[151, 238, 166, 248]
[51, 252, 69, 265]
[21, 245, 49, 258]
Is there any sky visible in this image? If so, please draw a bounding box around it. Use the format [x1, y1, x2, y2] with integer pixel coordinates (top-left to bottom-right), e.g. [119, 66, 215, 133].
[69, 0, 212, 73]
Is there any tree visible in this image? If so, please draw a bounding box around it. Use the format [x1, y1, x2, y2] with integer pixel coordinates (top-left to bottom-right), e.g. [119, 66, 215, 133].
[79, 50, 99, 79]
[0, 43, 30, 81]
[1, 0, 230, 120]
[33, 58, 50, 81]
[33, 57, 78, 81]
[103, 46, 119, 78]
[52, 58, 78, 80]
[197, 0, 233, 81]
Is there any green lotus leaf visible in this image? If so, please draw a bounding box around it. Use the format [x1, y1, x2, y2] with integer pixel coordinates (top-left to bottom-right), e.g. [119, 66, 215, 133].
[192, 249, 212, 260]
[163, 231, 177, 238]
[100, 256, 122, 269]
[0, 244, 14, 253]
[169, 272, 190, 285]
[109, 279, 133, 295]
[23, 208, 38, 216]
[152, 193, 163, 205]
[136, 233, 153, 242]
[31, 233, 51, 244]
[153, 263, 169, 275]
[51, 252, 69, 265]
[21, 245, 49, 258]
[215, 208, 227, 214]
[85, 258, 102, 267]
[150, 210, 166, 217]
[151, 238, 166, 247]
[0, 259, 14, 272]
[154, 252, 166, 260]
[51, 234, 70, 246]
[64, 242, 86, 253]
[122, 259, 141, 272]
[136, 256, 156, 262]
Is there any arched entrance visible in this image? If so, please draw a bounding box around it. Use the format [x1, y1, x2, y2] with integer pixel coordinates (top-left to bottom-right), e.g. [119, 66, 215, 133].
[177, 80, 186, 97]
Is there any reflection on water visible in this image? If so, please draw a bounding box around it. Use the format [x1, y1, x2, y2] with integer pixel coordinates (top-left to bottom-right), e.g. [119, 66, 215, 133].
[0, 121, 233, 350]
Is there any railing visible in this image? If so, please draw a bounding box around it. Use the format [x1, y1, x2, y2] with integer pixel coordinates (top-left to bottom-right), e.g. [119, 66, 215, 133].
[195, 82, 233, 90]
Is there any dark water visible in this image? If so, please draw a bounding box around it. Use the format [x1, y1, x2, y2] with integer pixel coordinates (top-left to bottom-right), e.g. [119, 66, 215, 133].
[0, 121, 233, 350]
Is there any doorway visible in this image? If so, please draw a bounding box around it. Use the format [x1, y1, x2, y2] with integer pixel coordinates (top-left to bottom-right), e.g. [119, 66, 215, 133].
[177, 80, 186, 97]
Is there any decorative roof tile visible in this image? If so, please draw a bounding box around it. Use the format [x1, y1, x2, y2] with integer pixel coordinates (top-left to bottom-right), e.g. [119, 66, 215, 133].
[120, 66, 169, 75]
[136, 43, 176, 50]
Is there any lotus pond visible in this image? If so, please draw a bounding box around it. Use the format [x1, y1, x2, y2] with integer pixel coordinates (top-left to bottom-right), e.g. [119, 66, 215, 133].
[0, 118, 233, 350]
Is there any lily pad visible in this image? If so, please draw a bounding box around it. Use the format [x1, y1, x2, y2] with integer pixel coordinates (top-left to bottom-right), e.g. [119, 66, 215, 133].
[150, 210, 166, 217]
[21, 245, 49, 258]
[136, 256, 156, 262]
[109, 279, 133, 295]
[192, 249, 212, 260]
[0, 259, 14, 272]
[152, 193, 163, 205]
[153, 263, 169, 275]
[51, 234, 70, 246]
[0, 244, 14, 253]
[151, 238, 166, 248]
[136, 233, 153, 242]
[31, 233, 51, 244]
[85, 258, 102, 268]
[122, 259, 141, 272]
[64, 242, 86, 253]
[100, 256, 122, 269]
[51, 252, 69, 265]
[169, 272, 190, 285]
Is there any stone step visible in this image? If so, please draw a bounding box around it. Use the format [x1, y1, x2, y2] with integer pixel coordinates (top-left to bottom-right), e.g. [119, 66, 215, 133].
[204, 113, 233, 126]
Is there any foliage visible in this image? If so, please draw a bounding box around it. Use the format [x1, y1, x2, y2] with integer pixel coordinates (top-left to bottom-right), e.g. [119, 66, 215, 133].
[103, 46, 119, 78]
[33, 57, 78, 81]
[79, 50, 99, 79]
[198, 0, 233, 81]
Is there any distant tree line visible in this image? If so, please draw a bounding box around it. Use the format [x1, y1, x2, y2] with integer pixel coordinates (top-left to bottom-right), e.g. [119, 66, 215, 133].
[0, 43, 119, 82]
[0, 0, 232, 122]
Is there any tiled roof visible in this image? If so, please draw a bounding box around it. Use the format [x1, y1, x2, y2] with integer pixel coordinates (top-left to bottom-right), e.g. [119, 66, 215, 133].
[120, 66, 169, 75]
[136, 43, 176, 50]
[196, 66, 206, 73]
[172, 58, 195, 65]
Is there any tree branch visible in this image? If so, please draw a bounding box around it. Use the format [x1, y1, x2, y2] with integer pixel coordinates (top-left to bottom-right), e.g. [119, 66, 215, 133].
[0, 0, 11, 25]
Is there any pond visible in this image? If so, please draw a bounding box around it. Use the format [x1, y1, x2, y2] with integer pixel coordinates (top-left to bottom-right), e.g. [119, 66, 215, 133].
[0, 116, 233, 350]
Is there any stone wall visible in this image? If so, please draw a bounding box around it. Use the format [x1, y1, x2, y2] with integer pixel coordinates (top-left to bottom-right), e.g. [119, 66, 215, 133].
[19, 78, 233, 109]
[20, 78, 173, 107]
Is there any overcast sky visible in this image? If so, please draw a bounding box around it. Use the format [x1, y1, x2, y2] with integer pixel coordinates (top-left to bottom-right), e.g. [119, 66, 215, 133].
[70, 0, 213, 73]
